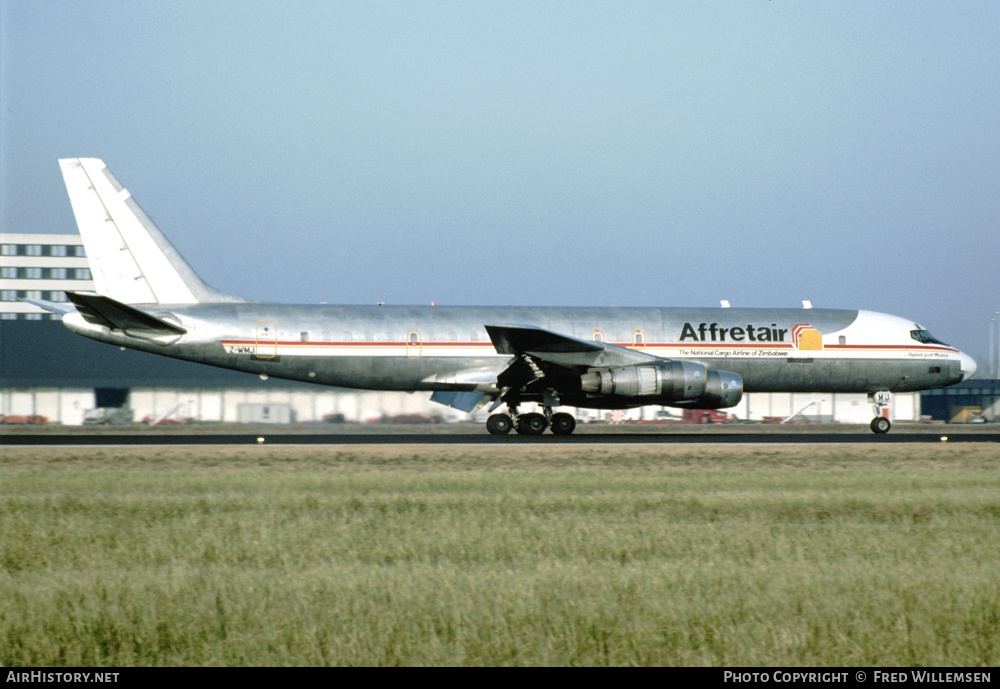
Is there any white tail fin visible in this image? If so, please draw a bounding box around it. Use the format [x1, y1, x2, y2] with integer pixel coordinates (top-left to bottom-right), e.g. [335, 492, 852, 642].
[58, 158, 243, 305]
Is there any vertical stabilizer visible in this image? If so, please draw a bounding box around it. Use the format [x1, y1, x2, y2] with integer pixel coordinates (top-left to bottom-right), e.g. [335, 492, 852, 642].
[58, 158, 242, 304]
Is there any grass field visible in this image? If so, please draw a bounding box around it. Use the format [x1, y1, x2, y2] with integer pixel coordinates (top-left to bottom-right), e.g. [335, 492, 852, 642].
[1, 443, 998, 666]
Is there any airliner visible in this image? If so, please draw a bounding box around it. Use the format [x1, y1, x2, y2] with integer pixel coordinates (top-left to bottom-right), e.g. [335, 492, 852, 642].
[33, 158, 976, 435]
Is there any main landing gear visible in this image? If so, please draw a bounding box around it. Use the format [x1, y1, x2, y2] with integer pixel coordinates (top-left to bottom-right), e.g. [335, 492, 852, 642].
[487, 373, 576, 435]
[486, 405, 577, 436]
[869, 391, 892, 434]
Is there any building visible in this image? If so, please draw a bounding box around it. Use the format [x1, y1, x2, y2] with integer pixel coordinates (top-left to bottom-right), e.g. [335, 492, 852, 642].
[921, 380, 999, 423]
[0, 319, 453, 425]
[0, 234, 94, 320]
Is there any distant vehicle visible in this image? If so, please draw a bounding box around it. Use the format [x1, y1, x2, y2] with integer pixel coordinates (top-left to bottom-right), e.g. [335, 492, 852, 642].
[654, 409, 684, 421]
[35, 158, 977, 436]
[642, 409, 732, 424]
[685, 409, 733, 424]
[83, 408, 134, 426]
[141, 415, 184, 425]
[0, 414, 48, 425]
[949, 406, 986, 424]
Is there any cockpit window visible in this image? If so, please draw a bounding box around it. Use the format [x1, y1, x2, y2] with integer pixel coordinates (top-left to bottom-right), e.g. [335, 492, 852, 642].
[910, 329, 948, 346]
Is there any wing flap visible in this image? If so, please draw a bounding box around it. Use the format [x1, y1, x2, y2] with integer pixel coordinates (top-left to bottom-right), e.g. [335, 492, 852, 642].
[429, 391, 488, 412]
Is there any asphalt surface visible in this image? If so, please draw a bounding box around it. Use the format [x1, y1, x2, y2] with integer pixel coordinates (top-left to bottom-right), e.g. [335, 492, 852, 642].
[4, 431, 998, 445]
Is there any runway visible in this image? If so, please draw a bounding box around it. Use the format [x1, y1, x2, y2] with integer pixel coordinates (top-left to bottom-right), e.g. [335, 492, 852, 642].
[4, 431, 999, 445]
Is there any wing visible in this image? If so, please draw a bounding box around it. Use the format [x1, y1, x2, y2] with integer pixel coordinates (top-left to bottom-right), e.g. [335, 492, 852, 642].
[428, 324, 738, 415]
[482, 323, 665, 409]
[426, 325, 661, 413]
[480, 323, 741, 413]
[485, 323, 659, 368]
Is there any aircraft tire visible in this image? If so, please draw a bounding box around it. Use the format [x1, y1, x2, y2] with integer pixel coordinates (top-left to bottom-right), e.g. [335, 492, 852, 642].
[486, 414, 513, 435]
[870, 417, 891, 434]
[516, 413, 547, 435]
[550, 412, 576, 435]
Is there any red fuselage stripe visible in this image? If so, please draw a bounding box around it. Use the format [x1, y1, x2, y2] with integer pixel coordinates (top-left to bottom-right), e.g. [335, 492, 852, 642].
[221, 340, 957, 354]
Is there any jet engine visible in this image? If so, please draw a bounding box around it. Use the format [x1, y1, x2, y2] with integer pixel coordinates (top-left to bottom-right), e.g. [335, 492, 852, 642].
[579, 361, 742, 409]
[679, 369, 743, 409]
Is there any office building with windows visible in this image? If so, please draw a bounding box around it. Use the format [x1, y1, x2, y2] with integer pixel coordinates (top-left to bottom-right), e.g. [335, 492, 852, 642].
[0, 233, 94, 319]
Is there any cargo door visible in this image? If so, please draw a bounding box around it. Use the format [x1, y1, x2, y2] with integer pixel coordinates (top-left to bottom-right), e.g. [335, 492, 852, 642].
[255, 320, 277, 358]
[406, 329, 422, 358]
[632, 328, 646, 350]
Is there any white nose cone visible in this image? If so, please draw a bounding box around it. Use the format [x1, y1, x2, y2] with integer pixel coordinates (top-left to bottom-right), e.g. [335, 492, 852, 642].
[959, 352, 977, 381]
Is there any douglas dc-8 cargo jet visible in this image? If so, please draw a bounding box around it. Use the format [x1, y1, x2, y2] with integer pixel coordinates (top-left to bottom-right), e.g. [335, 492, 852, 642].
[34, 158, 976, 435]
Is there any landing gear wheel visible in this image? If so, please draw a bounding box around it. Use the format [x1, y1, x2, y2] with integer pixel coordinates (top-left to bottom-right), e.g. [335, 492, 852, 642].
[550, 412, 576, 435]
[486, 414, 513, 435]
[516, 412, 547, 435]
[868, 391, 892, 434]
[870, 417, 891, 434]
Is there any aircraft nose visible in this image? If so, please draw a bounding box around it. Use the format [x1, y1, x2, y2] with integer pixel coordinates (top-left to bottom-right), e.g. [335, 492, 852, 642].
[959, 351, 977, 381]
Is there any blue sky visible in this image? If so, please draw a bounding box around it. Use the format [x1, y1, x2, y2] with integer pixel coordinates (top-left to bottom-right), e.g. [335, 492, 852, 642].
[2, 1, 998, 367]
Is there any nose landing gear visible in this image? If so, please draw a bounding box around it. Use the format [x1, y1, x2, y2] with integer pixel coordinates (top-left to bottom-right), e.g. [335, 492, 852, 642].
[869, 391, 892, 434]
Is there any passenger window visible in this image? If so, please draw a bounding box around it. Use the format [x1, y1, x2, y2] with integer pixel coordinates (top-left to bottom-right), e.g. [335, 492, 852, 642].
[592, 328, 604, 342]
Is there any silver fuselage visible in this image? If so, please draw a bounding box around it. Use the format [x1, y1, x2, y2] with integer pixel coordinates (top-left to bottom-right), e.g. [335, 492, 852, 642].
[64, 304, 971, 408]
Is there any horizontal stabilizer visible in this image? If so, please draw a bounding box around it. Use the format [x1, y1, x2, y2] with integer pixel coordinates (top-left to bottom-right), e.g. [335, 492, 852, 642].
[19, 298, 77, 315]
[65, 291, 186, 335]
